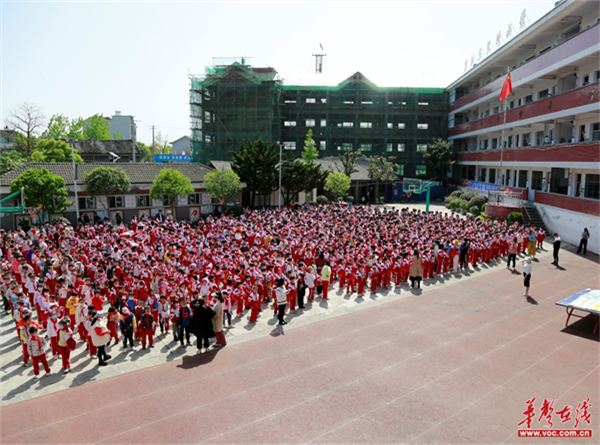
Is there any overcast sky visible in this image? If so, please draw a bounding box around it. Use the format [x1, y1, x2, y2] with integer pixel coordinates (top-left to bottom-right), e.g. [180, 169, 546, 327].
[2, 1, 555, 145]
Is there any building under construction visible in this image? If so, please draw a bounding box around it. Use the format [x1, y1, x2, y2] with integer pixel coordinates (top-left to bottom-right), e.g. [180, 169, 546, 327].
[190, 62, 447, 177]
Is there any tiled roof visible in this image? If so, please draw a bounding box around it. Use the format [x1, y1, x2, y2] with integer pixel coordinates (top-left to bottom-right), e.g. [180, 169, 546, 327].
[60, 139, 141, 155]
[0, 162, 214, 187]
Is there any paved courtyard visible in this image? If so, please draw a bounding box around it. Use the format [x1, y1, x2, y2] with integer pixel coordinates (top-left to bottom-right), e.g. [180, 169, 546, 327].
[0, 236, 598, 444]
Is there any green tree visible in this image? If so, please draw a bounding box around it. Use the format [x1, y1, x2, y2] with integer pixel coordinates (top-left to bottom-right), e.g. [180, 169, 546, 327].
[324, 172, 352, 201]
[43, 114, 84, 139]
[113, 131, 124, 140]
[423, 138, 455, 181]
[31, 139, 83, 163]
[137, 142, 154, 162]
[84, 166, 131, 211]
[302, 130, 318, 163]
[367, 155, 399, 201]
[153, 131, 174, 155]
[204, 169, 242, 204]
[5, 101, 46, 160]
[83, 114, 112, 140]
[336, 149, 363, 178]
[0, 150, 27, 175]
[280, 154, 328, 205]
[10, 168, 71, 221]
[231, 138, 278, 208]
[149, 168, 194, 216]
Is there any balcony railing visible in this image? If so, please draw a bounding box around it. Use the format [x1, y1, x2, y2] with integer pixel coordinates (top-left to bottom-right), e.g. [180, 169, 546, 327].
[456, 141, 600, 164]
[449, 83, 600, 138]
[449, 23, 600, 112]
[534, 191, 600, 217]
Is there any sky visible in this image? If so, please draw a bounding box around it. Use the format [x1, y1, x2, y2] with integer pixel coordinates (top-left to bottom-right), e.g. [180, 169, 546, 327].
[1, 1, 556, 145]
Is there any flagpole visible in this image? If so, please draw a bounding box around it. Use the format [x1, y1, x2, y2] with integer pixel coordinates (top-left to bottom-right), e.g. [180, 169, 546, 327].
[499, 67, 510, 188]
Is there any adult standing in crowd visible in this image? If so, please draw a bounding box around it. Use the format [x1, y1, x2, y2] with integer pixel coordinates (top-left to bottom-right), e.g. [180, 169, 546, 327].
[577, 228, 590, 255]
[89, 311, 111, 366]
[191, 297, 215, 353]
[212, 293, 226, 348]
[551, 234, 561, 266]
[409, 250, 423, 289]
[275, 278, 288, 325]
[522, 257, 532, 297]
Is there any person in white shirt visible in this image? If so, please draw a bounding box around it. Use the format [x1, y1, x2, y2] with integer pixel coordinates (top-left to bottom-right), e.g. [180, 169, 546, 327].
[522, 257, 532, 297]
[275, 278, 288, 326]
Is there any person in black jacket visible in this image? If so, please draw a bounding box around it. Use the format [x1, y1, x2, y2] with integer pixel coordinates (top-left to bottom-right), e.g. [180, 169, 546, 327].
[191, 298, 215, 353]
[551, 234, 561, 266]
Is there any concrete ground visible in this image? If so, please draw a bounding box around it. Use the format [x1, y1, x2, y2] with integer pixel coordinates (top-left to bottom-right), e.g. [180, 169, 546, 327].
[0, 239, 598, 444]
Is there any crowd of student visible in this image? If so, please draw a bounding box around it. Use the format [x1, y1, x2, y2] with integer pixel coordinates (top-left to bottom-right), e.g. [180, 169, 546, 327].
[0, 204, 545, 378]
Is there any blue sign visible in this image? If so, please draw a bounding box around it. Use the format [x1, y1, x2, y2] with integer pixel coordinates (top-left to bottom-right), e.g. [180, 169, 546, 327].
[154, 154, 192, 163]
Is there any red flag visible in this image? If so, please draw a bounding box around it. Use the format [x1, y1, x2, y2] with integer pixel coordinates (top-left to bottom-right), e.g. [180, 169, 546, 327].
[499, 73, 512, 102]
[320, 43, 324, 51]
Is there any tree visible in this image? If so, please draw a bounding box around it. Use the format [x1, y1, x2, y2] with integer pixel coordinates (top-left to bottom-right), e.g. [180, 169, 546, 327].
[423, 138, 455, 181]
[367, 155, 399, 201]
[336, 149, 363, 178]
[149, 168, 194, 216]
[153, 131, 173, 155]
[231, 138, 278, 208]
[83, 114, 112, 140]
[10, 168, 71, 221]
[203, 169, 242, 203]
[324, 172, 352, 201]
[112, 131, 123, 140]
[137, 142, 154, 162]
[280, 154, 328, 205]
[84, 166, 131, 211]
[31, 139, 83, 163]
[4, 101, 46, 160]
[302, 130, 318, 163]
[43, 114, 84, 139]
[0, 150, 27, 175]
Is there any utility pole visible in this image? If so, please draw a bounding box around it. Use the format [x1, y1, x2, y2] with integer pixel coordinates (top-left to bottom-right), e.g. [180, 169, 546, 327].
[151, 125, 157, 159]
[131, 117, 137, 163]
[71, 144, 79, 221]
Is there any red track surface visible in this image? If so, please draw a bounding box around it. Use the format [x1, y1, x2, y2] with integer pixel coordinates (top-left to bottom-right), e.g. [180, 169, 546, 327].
[1, 250, 598, 444]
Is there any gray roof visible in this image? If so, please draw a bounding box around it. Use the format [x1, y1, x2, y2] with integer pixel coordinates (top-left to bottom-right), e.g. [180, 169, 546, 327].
[209, 159, 372, 181]
[60, 139, 141, 155]
[0, 162, 214, 187]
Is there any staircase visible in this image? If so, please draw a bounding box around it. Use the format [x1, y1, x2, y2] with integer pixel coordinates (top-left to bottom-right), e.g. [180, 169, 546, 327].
[522, 203, 548, 232]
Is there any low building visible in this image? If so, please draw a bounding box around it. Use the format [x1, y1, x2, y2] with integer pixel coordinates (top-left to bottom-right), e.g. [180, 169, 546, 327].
[0, 162, 215, 230]
[0, 127, 17, 151]
[62, 139, 141, 163]
[171, 136, 192, 155]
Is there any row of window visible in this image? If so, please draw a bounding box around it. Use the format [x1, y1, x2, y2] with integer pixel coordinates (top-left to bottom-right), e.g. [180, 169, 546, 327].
[283, 120, 428, 130]
[78, 194, 205, 210]
[284, 98, 435, 106]
[282, 141, 429, 152]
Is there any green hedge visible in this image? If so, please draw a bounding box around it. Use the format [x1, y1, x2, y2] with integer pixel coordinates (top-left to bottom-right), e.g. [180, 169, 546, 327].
[507, 212, 524, 225]
[316, 195, 328, 204]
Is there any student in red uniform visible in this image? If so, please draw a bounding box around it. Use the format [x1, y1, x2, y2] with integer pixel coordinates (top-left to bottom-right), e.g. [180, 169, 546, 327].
[27, 325, 51, 378]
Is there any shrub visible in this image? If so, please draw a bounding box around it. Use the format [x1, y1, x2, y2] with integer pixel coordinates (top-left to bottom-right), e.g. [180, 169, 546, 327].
[467, 194, 487, 210]
[229, 206, 243, 217]
[481, 202, 487, 213]
[346, 195, 354, 203]
[461, 191, 477, 202]
[448, 198, 462, 210]
[18, 219, 31, 232]
[507, 212, 524, 225]
[316, 195, 328, 205]
[469, 205, 481, 216]
[50, 216, 71, 225]
[459, 199, 470, 211]
[449, 190, 464, 199]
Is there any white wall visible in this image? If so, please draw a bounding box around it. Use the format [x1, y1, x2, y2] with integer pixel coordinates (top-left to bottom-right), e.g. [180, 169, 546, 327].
[537, 203, 600, 255]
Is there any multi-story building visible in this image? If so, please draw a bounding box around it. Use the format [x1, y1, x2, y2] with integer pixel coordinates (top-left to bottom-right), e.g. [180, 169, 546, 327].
[446, 0, 600, 252]
[190, 64, 447, 178]
[0, 127, 17, 151]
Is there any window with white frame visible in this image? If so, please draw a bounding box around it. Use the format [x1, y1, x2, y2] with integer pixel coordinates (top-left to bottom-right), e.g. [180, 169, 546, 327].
[591, 123, 599, 141]
[398, 143, 406, 152]
[360, 122, 372, 128]
[284, 99, 297, 104]
[342, 122, 353, 128]
[137, 195, 150, 207]
[360, 143, 372, 151]
[284, 121, 296, 127]
[416, 144, 428, 152]
[341, 142, 353, 151]
[78, 197, 95, 210]
[187, 194, 200, 205]
[416, 165, 427, 175]
[417, 123, 428, 130]
[306, 98, 316, 103]
[320, 119, 327, 127]
[386, 143, 393, 152]
[397, 165, 404, 176]
[387, 123, 393, 129]
[418, 102, 429, 106]
[306, 119, 316, 127]
[319, 141, 326, 151]
[284, 142, 296, 150]
[109, 196, 124, 208]
[398, 123, 406, 129]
